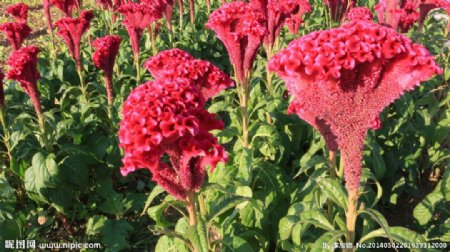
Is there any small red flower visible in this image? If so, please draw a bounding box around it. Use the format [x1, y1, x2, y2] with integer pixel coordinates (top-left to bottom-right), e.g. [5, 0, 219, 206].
[51, 0, 77, 16]
[6, 3, 29, 23]
[118, 2, 163, 60]
[375, 0, 421, 32]
[144, 49, 234, 100]
[42, 0, 54, 32]
[55, 10, 94, 69]
[143, 0, 174, 30]
[324, 0, 356, 23]
[118, 79, 228, 200]
[206, 2, 267, 83]
[6, 46, 43, 120]
[346, 7, 374, 21]
[92, 35, 122, 105]
[0, 22, 32, 51]
[269, 20, 441, 190]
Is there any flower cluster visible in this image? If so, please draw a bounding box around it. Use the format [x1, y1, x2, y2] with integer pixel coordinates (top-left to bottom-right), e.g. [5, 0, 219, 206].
[324, 0, 356, 23]
[0, 22, 32, 51]
[55, 10, 94, 69]
[206, 2, 267, 83]
[346, 7, 374, 21]
[269, 20, 441, 190]
[119, 79, 228, 200]
[144, 49, 234, 100]
[6, 46, 43, 120]
[92, 35, 122, 105]
[6, 3, 29, 23]
[51, 0, 77, 16]
[118, 2, 163, 59]
[375, 0, 420, 32]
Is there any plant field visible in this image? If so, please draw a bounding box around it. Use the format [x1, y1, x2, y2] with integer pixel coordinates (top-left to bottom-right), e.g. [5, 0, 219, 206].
[0, 0, 449, 251]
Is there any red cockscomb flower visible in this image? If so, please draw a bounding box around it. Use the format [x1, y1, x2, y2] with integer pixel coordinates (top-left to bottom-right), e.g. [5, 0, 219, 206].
[206, 2, 266, 83]
[6, 46, 44, 126]
[0, 22, 32, 51]
[42, 0, 54, 33]
[144, 49, 234, 100]
[375, 0, 421, 32]
[269, 20, 441, 190]
[118, 2, 162, 60]
[51, 0, 77, 16]
[55, 10, 94, 70]
[118, 79, 228, 200]
[92, 35, 122, 105]
[6, 3, 29, 23]
[143, 0, 174, 30]
[324, 0, 355, 23]
[346, 7, 374, 21]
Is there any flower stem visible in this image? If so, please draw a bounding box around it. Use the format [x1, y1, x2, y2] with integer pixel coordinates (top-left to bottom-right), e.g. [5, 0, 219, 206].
[344, 188, 359, 252]
[189, 0, 195, 24]
[150, 23, 157, 55]
[186, 192, 197, 226]
[238, 76, 250, 148]
[327, 150, 337, 221]
[197, 193, 207, 217]
[134, 55, 141, 84]
[265, 46, 274, 95]
[77, 65, 88, 103]
[178, 0, 184, 29]
[0, 109, 12, 161]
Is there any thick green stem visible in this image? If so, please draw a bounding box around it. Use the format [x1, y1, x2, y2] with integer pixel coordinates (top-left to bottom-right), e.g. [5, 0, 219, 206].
[77, 65, 88, 103]
[186, 192, 197, 226]
[265, 45, 274, 94]
[134, 54, 141, 84]
[238, 75, 250, 148]
[344, 188, 359, 252]
[197, 194, 207, 217]
[327, 150, 337, 221]
[0, 109, 12, 161]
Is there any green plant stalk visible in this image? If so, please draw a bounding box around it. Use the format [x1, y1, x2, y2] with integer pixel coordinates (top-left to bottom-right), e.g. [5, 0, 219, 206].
[134, 54, 141, 84]
[345, 188, 359, 252]
[178, 0, 184, 30]
[0, 109, 12, 162]
[186, 192, 197, 226]
[77, 65, 88, 103]
[237, 74, 250, 148]
[265, 45, 274, 95]
[327, 150, 337, 221]
[150, 24, 157, 55]
[197, 193, 207, 217]
[338, 153, 344, 178]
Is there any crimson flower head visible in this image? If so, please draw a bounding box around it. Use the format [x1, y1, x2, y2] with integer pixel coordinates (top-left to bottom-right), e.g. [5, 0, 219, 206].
[250, 0, 311, 47]
[375, 0, 420, 32]
[0, 22, 32, 51]
[6, 3, 29, 23]
[144, 49, 234, 100]
[118, 2, 163, 59]
[206, 2, 267, 83]
[324, 0, 356, 23]
[51, 0, 76, 16]
[269, 20, 441, 190]
[6, 46, 43, 118]
[346, 7, 374, 21]
[118, 79, 228, 200]
[92, 35, 122, 105]
[55, 10, 94, 69]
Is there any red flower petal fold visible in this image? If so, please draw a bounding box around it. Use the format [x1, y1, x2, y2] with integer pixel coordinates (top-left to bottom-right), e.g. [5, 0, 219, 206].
[269, 20, 441, 190]
[144, 48, 234, 100]
[375, 0, 420, 32]
[6, 3, 29, 23]
[92, 35, 122, 105]
[206, 1, 267, 83]
[51, 0, 77, 16]
[55, 10, 94, 69]
[6, 46, 43, 121]
[346, 7, 374, 21]
[117, 2, 163, 60]
[118, 79, 228, 200]
[0, 22, 32, 51]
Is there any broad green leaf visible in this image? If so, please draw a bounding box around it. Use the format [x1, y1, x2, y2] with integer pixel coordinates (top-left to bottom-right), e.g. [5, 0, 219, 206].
[155, 235, 177, 252]
[0, 219, 21, 241]
[99, 193, 125, 216]
[207, 194, 249, 227]
[279, 215, 299, 240]
[298, 210, 334, 231]
[311, 230, 346, 252]
[413, 192, 444, 226]
[223, 236, 255, 252]
[141, 185, 165, 216]
[24, 153, 60, 194]
[358, 209, 395, 244]
[235, 148, 252, 185]
[186, 217, 208, 252]
[317, 177, 347, 209]
[86, 215, 108, 236]
[359, 226, 427, 245]
[361, 169, 383, 208]
[100, 219, 133, 252]
[0, 173, 16, 219]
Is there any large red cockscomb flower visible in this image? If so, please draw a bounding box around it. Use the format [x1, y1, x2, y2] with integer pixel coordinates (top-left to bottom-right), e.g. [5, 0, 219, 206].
[55, 10, 94, 70]
[92, 35, 122, 105]
[51, 0, 77, 16]
[144, 49, 234, 100]
[118, 79, 228, 200]
[250, 0, 311, 47]
[206, 2, 266, 83]
[269, 20, 441, 191]
[0, 70, 4, 109]
[143, 0, 174, 30]
[324, 0, 356, 23]
[375, 0, 421, 32]
[0, 22, 32, 51]
[346, 7, 374, 21]
[6, 3, 29, 24]
[6, 46, 44, 126]
[117, 2, 163, 60]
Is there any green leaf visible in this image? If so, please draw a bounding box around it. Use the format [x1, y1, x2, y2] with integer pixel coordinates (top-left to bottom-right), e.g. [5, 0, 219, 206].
[0, 219, 21, 241]
[59, 154, 93, 188]
[99, 193, 125, 216]
[311, 230, 346, 252]
[359, 226, 427, 245]
[24, 153, 59, 193]
[207, 194, 249, 227]
[100, 219, 133, 252]
[317, 177, 347, 209]
[0, 173, 16, 219]
[279, 216, 299, 240]
[413, 192, 444, 226]
[141, 185, 165, 216]
[298, 210, 334, 231]
[86, 215, 108, 236]
[235, 148, 252, 185]
[223, 236, 255, 252]
[358, 209, 395, 244]
[155, 235, 177, 252]
[186, 217, 209, 252]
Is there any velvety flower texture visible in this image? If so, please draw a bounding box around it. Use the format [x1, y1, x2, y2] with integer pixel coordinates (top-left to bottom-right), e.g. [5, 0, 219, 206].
[324, 0, 356, 23]
[6, 46, 43, 119]
[51, 0, 77, 16]
[118, 79, 228, 200]
[346, 7, 374, 21]
[206, 2, 267, 83]
[375, 0, 421, 32]
[55, 10, 94, 69]
[144, 49, 234, 100]
[6, 3, 29, 23]
[250, 0, 311, 47]
[143, 0, 174, 30]
[92, 35, 122, 105]
[269, 20, 441, 190]
[0, 22, 32, 51]
[118, 2, 162, 59]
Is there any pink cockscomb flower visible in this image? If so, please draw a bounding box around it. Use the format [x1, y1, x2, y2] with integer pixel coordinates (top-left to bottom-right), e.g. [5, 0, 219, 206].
[6, 46, 44, 127]
[375, 0, 421, 32]
[143, 0, 174, 30]
[51, 0, 77, 16]
[55, 10, 94, 70]
[269, 20, 441, 191]
[42, 0, 54, 33]
[144, 49, 234, 100]
[206, 1, 266, 83]
[118, 2, 162, 61]
[324, 0, 355, 23]
[0, 22, 32, 51]
[6, 3, 29, 23]
[346, 7, 374, 21]
[92, 35, 122, 105]
[118, 79, 228, 200]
